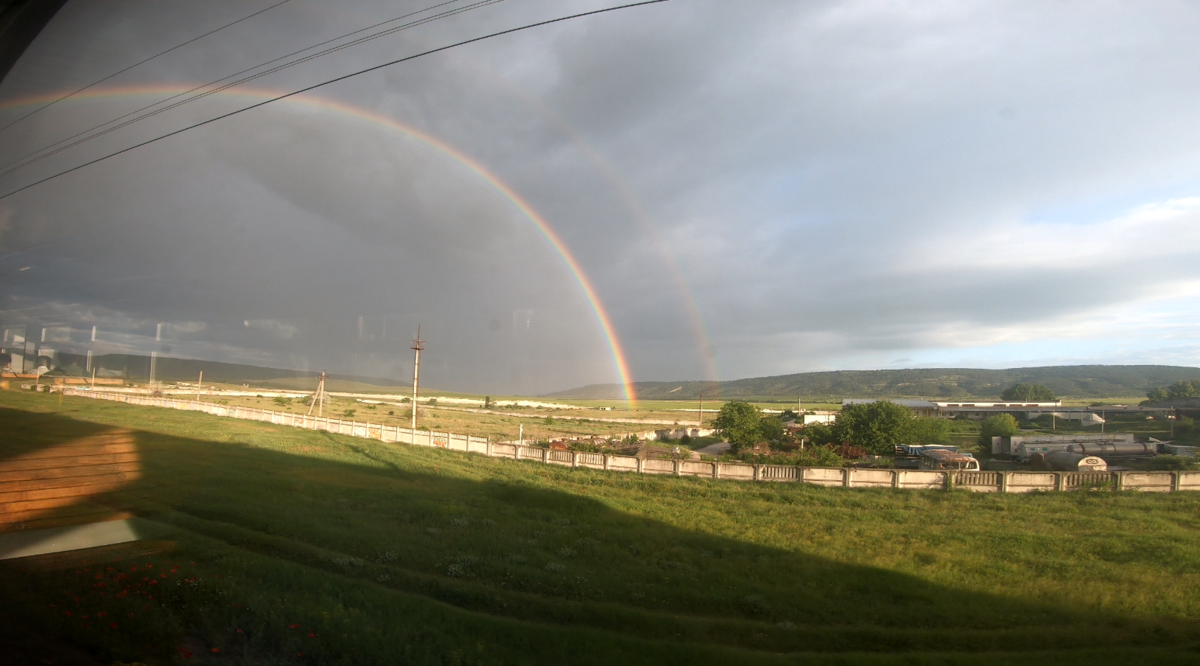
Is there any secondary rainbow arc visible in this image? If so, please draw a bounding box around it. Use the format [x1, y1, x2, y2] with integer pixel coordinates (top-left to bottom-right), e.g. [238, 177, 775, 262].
[0, 85, 637, 405]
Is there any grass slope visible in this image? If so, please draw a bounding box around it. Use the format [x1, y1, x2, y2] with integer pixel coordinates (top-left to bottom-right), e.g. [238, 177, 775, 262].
[1, 390, 1199, 665]
[551, 364, 1200, 400]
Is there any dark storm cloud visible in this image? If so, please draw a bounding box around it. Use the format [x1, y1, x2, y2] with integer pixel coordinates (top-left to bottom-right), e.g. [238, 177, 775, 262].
[4, 0, 1200, 391]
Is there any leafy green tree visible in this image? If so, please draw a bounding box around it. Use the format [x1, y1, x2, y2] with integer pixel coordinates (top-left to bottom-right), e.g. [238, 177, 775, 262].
[712, 401, 764, 451]
[759, 416, 785, 445]
[979, 413, 1020, 446]
[1167, 380, 1200, 399]
[833, 400, 919, 455]
[272, 396, 290, 407]
[911, 417, 952, 445]
[1001, 383, 1057, 401]
[1146, 386, 1170, 402]
[801, 421, 837, 446]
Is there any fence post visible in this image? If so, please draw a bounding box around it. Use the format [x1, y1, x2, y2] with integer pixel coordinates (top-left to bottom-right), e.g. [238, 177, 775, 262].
[541, 448, 549, 464]
[843, 468, 852, 488]
[713, 463, 721, 480]
[1172, 470, 1181, 492]
[753, 465, 761, 481]
[637, 458, 645, 474]
[1054, 472, 1065, 492]
[603, 454, 610, 471]
[571, 451, 579, 468]
[1114, 471, 1125, 492]
[891, 470, 900, 489]
[487, 438, 493, 457]
[999, 472, 1010, 493]
[944, 472, 953, 491]
[674, 459, 682, 476]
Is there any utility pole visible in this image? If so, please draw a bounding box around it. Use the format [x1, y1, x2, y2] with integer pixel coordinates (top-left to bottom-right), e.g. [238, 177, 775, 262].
[698, 390, 704, 429]
[307, 371, 327, 417]
[90, 367, 96, 391]
[196, 371, 203, 402]
[411, 326, 424, 430]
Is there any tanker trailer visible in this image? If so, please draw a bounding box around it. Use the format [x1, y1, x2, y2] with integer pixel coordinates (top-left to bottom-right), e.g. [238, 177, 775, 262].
[1067, 441, 1153, 457]
[1044, 450, 1108, 472]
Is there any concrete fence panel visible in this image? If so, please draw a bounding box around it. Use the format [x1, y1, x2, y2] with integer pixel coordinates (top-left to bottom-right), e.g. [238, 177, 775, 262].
[1178, 471, 1200, 492]
[642, 459, 675, 475]
[680, 461, 714, 477]
[898, 471, 947, 490]
[607, 455, 639, 472]
[516, 446, 542, 461]
[1006, 472, 1057, 493]
[1122, 472, 1173, 492]
[955, 471, 1000, 492]
[466, 438, 488, 455]
[847, 469, 893, 488]
[547, 450, 573, 466]
[803, 467, 845, 487]
[718, 463, 754, 481]
[1062, 472, 1112, 490]
[577, 453, 606, 469]
[760, 465, 800, 482]
[491, 443, 517, 459]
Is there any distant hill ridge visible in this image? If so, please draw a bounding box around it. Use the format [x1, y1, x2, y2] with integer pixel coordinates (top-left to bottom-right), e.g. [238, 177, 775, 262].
[545, 365, 1200, 400]
[52, 353, 405, 388]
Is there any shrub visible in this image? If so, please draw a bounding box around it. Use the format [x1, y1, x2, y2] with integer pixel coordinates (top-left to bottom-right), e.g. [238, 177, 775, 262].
[342, 409, 356, 418]
[1144, 455, 1198, 471]
[979, 413, 1020, 446]
[272, 396, 290, 407]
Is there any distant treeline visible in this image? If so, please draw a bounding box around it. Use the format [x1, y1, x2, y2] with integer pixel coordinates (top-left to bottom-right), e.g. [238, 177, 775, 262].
[548, 365, 1200, 401]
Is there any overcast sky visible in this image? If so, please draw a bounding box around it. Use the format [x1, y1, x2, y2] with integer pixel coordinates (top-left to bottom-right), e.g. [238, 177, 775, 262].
[2, 0, 1200, 394]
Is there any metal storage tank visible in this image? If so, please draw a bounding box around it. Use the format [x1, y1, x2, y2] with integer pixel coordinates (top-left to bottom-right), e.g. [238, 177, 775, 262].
[1044, 451, 1108, 472]
[1067, 441, 1153, 457]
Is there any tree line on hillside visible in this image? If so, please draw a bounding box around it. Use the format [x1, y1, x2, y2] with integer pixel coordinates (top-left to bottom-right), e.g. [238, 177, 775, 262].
[551, 366, 1197, 400]
[1144, 379, 1200, 403]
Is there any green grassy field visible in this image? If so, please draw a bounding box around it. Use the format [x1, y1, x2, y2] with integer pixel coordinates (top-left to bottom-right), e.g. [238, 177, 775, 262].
[2, 390, 1199, 665]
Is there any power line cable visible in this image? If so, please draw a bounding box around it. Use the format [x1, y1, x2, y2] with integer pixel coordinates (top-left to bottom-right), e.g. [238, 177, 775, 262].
[0, 0, 294, 136]
[1, 0, 498, 178]
[0, 0, 673, 203]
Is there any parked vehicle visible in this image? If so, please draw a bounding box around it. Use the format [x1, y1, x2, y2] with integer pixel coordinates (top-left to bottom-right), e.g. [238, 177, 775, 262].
[918, 448, 980, 471]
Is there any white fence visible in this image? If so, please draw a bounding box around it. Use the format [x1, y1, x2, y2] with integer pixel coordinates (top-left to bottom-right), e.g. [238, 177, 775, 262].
[64, 389, 1200, 493]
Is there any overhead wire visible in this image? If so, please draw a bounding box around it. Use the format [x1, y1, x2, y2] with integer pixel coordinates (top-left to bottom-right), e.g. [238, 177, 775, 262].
[0, 0, 502, 179]
[0, 0, 294, 136]
[0, 0, 674, 203]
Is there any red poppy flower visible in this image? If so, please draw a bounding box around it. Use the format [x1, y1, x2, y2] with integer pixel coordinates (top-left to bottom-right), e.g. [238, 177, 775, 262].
[236, 629, 243, 633]
[150, 581, 157, 586]
[97, 612, 106, 617]
[288, 624, 300, 629]
[212, 648, 220, 653]
[160, 574, 167, 578]
[109, 622, 118, 629]
[308, 631, 316, 638]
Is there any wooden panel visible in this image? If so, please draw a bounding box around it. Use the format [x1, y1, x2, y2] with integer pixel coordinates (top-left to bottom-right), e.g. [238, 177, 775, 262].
[0, 452, 140, 471]
[1, 471, 139, 493]
[0, 461, 140, 484]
